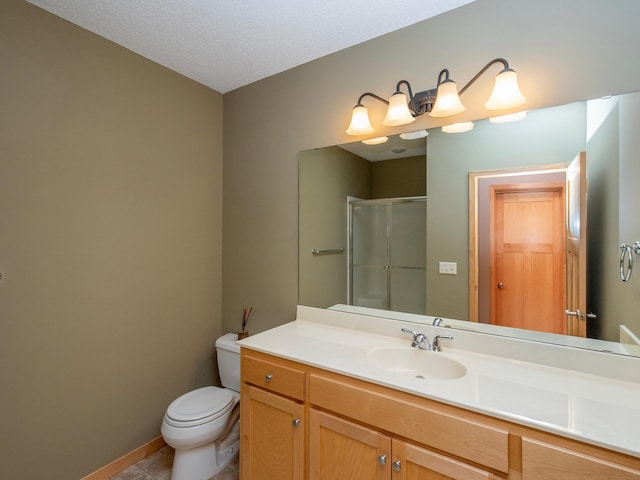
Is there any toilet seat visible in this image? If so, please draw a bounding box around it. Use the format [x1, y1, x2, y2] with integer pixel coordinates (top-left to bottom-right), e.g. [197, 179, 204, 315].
[165, 386, 235, 428]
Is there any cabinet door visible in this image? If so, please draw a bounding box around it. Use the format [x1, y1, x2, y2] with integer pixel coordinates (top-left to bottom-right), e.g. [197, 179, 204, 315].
[309, 409, 391, 480]
[241, 384, 305, 480]
[392, 439, 503, 480]
[522, 437, 640, 480]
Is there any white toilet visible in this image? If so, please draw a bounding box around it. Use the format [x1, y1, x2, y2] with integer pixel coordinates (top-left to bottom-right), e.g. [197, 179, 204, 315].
[161, 333, 241, 480]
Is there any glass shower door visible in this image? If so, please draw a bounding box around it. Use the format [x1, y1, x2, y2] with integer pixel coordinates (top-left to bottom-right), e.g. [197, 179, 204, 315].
[389, 200, 426, 313]
[351, 203, 388, 309]
[350, 197, 426, 314]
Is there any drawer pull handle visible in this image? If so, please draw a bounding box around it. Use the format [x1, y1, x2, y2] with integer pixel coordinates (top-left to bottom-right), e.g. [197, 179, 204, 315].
[392, 460, 401, 472]
[292, 418, 300, 427]
[265, 374, 273, 382]
[378, 454, 386, 466]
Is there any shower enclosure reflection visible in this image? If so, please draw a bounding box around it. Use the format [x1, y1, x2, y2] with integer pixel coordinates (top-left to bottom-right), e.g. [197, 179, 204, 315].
[298, 138, 426, 312]
[350, 197, 426, 314]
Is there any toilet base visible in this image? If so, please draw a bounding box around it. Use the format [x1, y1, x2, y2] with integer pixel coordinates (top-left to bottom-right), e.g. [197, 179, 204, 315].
[170, 421, 240, 480]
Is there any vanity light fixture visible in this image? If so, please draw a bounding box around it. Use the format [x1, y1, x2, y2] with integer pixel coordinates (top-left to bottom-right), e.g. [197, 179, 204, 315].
[345, 58, 526, 136]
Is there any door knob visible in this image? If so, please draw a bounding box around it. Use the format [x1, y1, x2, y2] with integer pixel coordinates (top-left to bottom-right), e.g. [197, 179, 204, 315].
[378, 454, 386, 465]
[497, 282, 504, 289]
[392, 460, 401, 472]
[292, 418, 300, 427]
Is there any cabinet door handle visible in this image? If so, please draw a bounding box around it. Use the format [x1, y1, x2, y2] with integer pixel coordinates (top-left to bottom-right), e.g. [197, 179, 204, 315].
[292, 418, 300, 428]
[265, 374, 273, 382]
[377, 454, 386, 466]
[392, 460, 401, 472]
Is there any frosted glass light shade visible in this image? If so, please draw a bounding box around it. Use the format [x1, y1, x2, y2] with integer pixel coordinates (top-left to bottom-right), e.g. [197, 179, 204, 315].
[484, 69, 526, 110]
[442, 121, 474, 133]
[382, 92, 415, 126]
[429, 79, 466, 117]
[362, 136, 388, 145]
[489, 111, 527, 123]
[346, 105, 375, 135]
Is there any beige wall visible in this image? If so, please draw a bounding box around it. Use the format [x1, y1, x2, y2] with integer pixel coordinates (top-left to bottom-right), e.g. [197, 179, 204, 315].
[0, 1, 223, 479]
[222, 0, 640, 336]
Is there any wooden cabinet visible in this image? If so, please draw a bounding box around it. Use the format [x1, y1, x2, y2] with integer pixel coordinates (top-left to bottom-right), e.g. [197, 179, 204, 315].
[240, 349, 640, 480]
[521, 437, 640, 480]
[240, 352, 306, 480]
[309, 409, 502, 480]
[309, 409, 390, 480]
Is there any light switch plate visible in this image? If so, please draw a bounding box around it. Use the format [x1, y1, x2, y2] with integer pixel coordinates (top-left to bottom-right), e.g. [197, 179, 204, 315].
[439, 261, 457, 275]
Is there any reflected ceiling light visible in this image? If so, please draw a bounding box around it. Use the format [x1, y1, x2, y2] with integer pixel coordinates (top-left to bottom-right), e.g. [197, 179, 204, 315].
[362, 136, 389, 145]
[399, 129, 429, 140]
[489, 111, 527, 123]
[442, 122, 474, 133]
[346, 58, 526, 136]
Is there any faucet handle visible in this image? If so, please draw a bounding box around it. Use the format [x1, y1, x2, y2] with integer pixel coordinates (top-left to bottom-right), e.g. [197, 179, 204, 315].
[432, 335, 453, 352]
[401, 328, 427, 348]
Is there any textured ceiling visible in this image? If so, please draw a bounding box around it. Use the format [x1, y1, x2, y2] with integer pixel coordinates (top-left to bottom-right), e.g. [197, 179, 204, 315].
[26, 0, 475, 93]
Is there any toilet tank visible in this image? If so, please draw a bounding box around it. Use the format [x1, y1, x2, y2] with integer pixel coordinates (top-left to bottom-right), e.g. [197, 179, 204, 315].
[215, 333, 241, 393]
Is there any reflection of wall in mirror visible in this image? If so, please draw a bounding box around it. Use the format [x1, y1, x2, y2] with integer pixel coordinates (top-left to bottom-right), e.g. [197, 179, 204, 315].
[299, 147, 371, 309]
[299, 147, 426, 309]
[426, 102, 587, 321]
[587, 92, 640, 342]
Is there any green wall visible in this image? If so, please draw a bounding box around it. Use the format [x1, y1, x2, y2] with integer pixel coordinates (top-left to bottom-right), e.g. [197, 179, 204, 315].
[0, 1, 223, 478]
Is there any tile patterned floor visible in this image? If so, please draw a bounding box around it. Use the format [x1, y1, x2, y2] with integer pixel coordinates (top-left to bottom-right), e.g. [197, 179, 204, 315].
[108, 445, 239, 480]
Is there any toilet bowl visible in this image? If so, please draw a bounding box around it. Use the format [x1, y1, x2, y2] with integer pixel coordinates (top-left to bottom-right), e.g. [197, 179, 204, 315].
[161, 333, 241, 480]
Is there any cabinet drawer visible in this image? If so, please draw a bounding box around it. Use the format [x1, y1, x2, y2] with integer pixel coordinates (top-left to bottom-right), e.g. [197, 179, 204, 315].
[522, 437, 640, 479]
[309, 373, 509, 474]
[242, 352, 306, 401]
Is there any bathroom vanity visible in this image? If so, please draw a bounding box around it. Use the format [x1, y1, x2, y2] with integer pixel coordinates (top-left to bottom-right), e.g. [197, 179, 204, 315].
[239, 306, 640, 479]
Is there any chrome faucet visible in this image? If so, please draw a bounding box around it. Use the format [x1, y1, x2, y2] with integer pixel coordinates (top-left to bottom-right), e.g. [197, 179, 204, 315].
[432, 335, 453, 352]
[401, 328, 453, 351]
[402, 328, 428, 348]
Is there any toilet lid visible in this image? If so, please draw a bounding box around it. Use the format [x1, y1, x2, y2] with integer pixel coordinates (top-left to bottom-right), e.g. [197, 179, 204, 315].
[165, 386, 234, 426]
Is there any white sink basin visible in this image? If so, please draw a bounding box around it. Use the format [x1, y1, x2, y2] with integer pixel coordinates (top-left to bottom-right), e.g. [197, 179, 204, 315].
[366, 346, 466, 380]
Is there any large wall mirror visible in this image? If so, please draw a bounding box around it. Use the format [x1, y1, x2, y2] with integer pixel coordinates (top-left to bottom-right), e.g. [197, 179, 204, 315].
[299, 91, 640, 358]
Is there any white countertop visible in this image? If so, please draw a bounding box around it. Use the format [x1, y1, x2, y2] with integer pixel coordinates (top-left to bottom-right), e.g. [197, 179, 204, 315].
[238, 307, 640, 459]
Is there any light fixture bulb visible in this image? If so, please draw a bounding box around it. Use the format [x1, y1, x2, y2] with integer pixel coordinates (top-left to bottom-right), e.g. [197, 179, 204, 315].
[484, 69, 526, 110]
[382, 92, 415, 127]
[442, 122, 474, 133]
[346, 105, 375, 135]
[429, 79, 466, 117]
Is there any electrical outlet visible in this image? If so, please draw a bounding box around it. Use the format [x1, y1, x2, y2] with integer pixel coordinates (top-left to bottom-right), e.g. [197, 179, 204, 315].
[439, 261, 457, 275]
